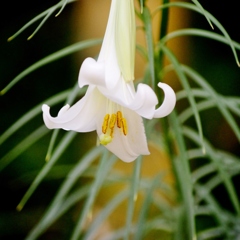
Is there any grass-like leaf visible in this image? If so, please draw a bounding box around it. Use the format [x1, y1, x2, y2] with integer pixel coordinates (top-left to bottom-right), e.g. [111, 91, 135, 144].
[70, 151, 117, 240]
[0, 125, 48, 172]
[183, 126, 240, 215]
[155, 2, 240, 66]
[83, 189, 129, 240]
[161, 28, 240, 51]
[8, 0, 77, 41]
[142, 7, 155, 88]
[55, 0, 70, 17]
[179, 98, 216, 123]
[134, 175, 161, 240]
[161, 45, 204, 152]
[124, 157, 142, 240]
[191, 0, 214, 29]
[169, 111, 196, 240]
[197, 227, 226, 240]
[25, 147, 103, 240]
[181, 65, 240, 142]
[17, 131, 77, 211]
[1, 39, 101, 94]
[0, 90, 69, 145]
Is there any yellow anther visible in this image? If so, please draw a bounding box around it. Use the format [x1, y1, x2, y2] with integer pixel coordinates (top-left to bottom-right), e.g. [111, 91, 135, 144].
[117, 111, 122, 128]
[122, 118, 128, 135]
[100, 134, 112, 145]
[109, 114, 117, 129]
[102, 114, 110, 134]
[100, 112, 127, 144]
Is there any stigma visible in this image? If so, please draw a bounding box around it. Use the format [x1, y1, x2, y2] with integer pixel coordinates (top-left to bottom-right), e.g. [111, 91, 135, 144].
[100, 111, 128, 145]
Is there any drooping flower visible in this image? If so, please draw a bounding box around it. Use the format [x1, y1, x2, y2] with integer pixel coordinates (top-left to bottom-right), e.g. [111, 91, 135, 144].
[42, 0, 176, 162]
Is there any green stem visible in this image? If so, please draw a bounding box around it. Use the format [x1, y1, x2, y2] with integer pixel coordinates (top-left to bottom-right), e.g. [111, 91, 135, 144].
[155, 0, 169, 94]
[142, 6, 155, 88]
[156, 1, 170, 152]
[170, 112, 196, 240]
[156, 1, 195, 238]
[159, 0, 169, 41]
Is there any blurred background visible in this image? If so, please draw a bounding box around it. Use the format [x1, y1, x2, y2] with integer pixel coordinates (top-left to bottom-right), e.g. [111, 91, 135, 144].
[1, 0, 239, 239]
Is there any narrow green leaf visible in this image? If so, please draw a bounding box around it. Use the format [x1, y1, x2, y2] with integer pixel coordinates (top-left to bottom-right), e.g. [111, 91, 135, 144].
[134, 175, 160, 240]
[169, 111, 196, 240]
[55, 0, 70, 17]
[194, 183, 228, 228]
[7, 0, 77, 41]
[142, 6, 155, 88]
[192, 162, 216, 184]
[27, 7, 55, 40]
[125, 157, 142, 240]
[183, 126, 240, 215]
[161, 45, 204, 152]
[0, 90, 69, 145]
[25, 147, 102, 240]
[191, 0, 214, 29]
[1, 39, 101, 94]
[197, 227, 225, 240]
[26, 186, 90, 240]
[0, 125, 48, 172]
[45, 129, 59, 162]
[84, 189, 129, 240]
[136, 44, 148, 61]
[181, 64, 240, 142]
[139, 0, 144, 13]
[155, 2, 240, 66]
[161, 28, 240, 51]
[179, 98, 216, 123]
[16, 131, 76, 211]
[176, 87, 240, 118]
[176, 88, 210, 101]
[70, 151, 117, 240]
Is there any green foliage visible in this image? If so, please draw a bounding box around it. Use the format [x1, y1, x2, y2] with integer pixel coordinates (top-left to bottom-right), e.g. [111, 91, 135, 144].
[1, 0, 240, 239]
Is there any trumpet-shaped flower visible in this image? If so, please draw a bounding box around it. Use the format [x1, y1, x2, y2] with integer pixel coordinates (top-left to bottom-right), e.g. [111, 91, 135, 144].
[42, 0, 176, 162]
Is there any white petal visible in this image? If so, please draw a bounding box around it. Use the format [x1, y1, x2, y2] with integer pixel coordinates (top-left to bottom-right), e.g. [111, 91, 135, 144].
[104, 48, 121, 89]
[99, 81, 159, 119]
[96, 107, 149, 162]
[42, 86, 105, 132]
[78, 56, 121, 90]
[128, 83, 158, 119]
[154, 82, 176, 118]
[58, 104, 70, 116]
[90, 0, 121, 90]
[78, 58, 105, 88]
[97, 0, 117, 62]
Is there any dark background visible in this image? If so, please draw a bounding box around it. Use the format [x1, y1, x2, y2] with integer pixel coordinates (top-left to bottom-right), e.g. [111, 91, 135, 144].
[0, 0, 239, 239]
[1, 1, 81, 239]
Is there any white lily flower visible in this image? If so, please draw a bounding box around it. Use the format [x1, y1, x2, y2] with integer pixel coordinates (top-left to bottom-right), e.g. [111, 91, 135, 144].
[42, 0, 176, 162]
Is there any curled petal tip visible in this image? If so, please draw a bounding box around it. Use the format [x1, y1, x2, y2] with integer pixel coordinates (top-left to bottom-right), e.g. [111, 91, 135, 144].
[154, 82, 176, 118]
[58, 104, 70, 116]
[42, 104, 50, 112]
